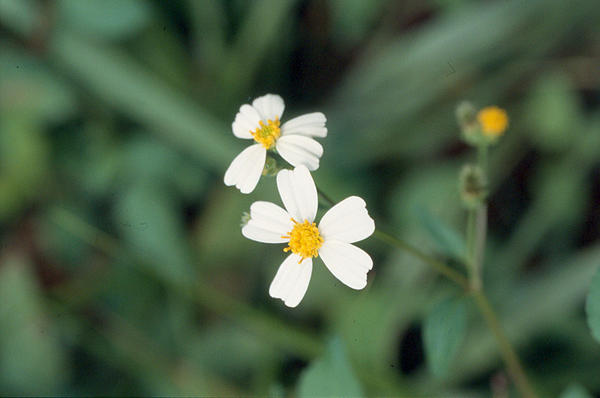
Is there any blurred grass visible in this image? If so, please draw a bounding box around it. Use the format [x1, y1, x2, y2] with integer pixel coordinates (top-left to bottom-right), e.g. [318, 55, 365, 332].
[0, 0, 599, 396]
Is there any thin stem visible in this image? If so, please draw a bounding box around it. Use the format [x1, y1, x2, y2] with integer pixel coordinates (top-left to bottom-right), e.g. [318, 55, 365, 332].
[465, 206, 486, 291]
[315, 188, 469, 289]
[464, 142, 536, 397]
[373, 229, 470, 290]
[472, 291, 538, 398]
[478, 144, 489, 174]
[316, 186, 335, 207]
[316, 181, 536, 397]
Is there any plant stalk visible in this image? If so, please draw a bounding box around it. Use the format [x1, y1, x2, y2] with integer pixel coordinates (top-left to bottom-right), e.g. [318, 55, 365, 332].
[472, 290, 538, 398]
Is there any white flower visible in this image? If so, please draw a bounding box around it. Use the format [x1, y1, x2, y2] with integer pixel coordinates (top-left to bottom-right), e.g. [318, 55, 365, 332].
[224, 94, 327, 194]
[242, 165, 375, 307]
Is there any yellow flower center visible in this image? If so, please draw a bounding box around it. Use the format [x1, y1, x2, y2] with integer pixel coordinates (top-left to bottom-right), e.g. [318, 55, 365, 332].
[477, 106, 508, 137]
[251, 118, 281, 149]
[282, 218, 324, 263]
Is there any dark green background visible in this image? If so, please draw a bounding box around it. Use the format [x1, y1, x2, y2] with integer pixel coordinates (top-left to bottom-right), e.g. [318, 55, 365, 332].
[0, 0, 599, 396]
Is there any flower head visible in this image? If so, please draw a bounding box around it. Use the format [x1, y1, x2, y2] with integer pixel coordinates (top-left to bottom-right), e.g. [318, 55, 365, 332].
[477, 106, 508, 138]
[242, 165, 375, 307]
[224, 94, 327, 194]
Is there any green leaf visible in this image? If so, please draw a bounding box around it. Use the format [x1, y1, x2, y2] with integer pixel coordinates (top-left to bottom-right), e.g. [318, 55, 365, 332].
[0, 115, 49, 220]
[586, 266, 600, 344]
[58, 0, 151, 40]
[559, 383, 593, 398]
[525, 72, 580, 152]
[114, 183, 193, 285]
[49, 33, 237, 168]
[417, 206, 466, 261]
[297, 338, 363, 398]
[423, 297, 468, 378]
[0, 47, 76, 122]
[0, 254, 67, 394]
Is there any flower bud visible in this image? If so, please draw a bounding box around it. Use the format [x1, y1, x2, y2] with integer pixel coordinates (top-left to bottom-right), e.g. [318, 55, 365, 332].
[456, 101, 482, 145]
[459, 164, 488, 208]
[240, 211, 251, 228]
[262, 156, 281, 177]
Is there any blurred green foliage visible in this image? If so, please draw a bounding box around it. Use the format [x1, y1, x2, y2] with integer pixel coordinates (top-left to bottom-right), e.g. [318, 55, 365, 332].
[0, 0, 599, 396]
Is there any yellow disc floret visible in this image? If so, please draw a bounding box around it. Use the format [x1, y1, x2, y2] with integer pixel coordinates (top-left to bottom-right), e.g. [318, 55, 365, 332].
[477, 106, 508, 138]
[251, 117, 281, 149]
[282, 218, 324, 263]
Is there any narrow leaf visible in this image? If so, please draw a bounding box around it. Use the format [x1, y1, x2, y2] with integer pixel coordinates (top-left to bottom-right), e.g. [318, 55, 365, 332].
[417, 206, 466, 261]
[559, 383, 593, 398]
[423, 297, 468, 378]
[585, 266, 600, 343]
[297, 337, 363, 398]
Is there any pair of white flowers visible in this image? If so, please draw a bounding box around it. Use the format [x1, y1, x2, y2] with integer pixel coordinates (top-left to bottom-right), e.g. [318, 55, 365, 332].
[224, 94, 375, 307]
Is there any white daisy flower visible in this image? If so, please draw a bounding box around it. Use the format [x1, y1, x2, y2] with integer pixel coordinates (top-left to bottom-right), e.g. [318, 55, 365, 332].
[224, 94, 327, 194]
[242, 165, 375, 307]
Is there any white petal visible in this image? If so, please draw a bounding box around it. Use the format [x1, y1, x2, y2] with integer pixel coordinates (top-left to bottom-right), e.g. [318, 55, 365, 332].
[319, 240, 373, 290]
[232, 112, 255, 139]
[281, 112, 327, 137]
[252, 94, 285, 121]
[276, 135, 323, 171]
[276, 166, 318, 222]
[242, 201, 293, 243]
[239, 104, 261, 124]
[269, 254, 312, 308]
[223, 144, 266, 194]
[318, 196, 375, 243]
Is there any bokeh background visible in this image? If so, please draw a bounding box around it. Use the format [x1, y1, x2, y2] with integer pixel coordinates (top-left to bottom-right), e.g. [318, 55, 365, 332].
[1, 0, 599, 396]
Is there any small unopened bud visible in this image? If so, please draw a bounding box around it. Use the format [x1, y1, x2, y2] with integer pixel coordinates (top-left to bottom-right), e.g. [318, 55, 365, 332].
[456, 101, 477, 127]
[240, 211, 251, 228]
[459, 164, 488, 208]
[456, 101, 481, 145]
[262, 156, 281, 176]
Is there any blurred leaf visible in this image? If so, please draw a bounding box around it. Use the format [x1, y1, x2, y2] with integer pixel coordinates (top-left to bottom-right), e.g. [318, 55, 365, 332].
[0, 114, 49, 220]
[221, 0, 297, 97]
[525, 72, 580, 152]
[0, 0, 37, 35]
[187, 0, 226, 82]
[0, 254, 67, 394]
[114, 183, 193, 285]
[58, 0, 151, 40]
[534, 163, 587, 223]
[328, 0, 385, 48]
[559, 383, 593, 398]
[0, 47, 76, 122]
[454, 245, 600, 382]
[391, 164, 463, 228]
[189, 325, 276, 382]
[134, 23, 191, 91]
[417, 206, 466, 261]
[297, 337, 363, 398]
[423, 297, 468, 378]
[50, 32, 237, 168]
[586, 266, 600, 344]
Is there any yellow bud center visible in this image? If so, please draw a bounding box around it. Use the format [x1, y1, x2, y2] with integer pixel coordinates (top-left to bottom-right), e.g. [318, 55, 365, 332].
[477, 106, 508, 137]
[251, 118, 281, 149]
[282, 218, 323, 263]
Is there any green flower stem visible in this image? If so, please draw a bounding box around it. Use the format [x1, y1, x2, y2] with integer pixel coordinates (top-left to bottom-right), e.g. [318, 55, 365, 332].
[316, 186, 335, 207]
[317, 185, 537, 398]
[478, 144, 489, 175]
[372, 229, 470, 290]
[465, 206, 486, 291]
[472, 290, 538, 398]
[316, 187, 469, 288]
[463, 143, 537, 398]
